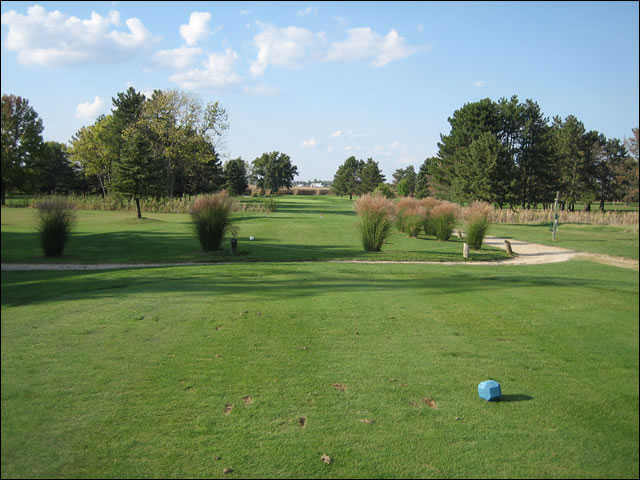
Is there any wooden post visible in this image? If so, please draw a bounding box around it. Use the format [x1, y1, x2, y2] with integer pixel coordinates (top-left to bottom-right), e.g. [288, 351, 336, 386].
[504, 240, 513, 256]
[552, 191, 559, 241]
[463, 242, 469, 260]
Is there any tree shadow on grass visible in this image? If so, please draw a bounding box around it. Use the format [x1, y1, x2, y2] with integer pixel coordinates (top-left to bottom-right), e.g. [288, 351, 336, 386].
[1, 265, 629, 308]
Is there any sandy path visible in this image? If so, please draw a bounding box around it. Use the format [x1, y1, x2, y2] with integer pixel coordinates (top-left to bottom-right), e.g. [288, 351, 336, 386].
[5, 234, 623, 271]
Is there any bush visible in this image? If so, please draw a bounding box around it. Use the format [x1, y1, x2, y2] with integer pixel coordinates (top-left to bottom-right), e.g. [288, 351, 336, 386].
[463, 201, 493, 249]
[262, 197, 278, 212]
[190, 191, 235, 251]
[355, 193, 394, 251]
[419, 197, 441, 236]
[374, 183, 395, 199]
[429, 201, 459, 241]
[35, 197, 76, 257]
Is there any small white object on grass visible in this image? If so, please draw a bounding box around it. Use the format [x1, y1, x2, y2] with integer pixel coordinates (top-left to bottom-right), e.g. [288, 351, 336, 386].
[463, 242, 469, 259]
[249, 236, 255, 241]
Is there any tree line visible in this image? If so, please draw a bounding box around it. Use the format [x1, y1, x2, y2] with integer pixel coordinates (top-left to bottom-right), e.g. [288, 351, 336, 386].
[332, 95, 638, 211]
[1, 89, 298, 213]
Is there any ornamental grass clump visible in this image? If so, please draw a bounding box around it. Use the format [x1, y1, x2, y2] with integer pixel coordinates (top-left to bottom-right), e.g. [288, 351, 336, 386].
[190, 191, 235, 251]
[35, 196, 76, 257]
[429, 201, 459, 241]
[394, 197, 420, 234]
[355, 193, 394, 251]
[419, 197, 442, 236]
[463, 201, 493, 249]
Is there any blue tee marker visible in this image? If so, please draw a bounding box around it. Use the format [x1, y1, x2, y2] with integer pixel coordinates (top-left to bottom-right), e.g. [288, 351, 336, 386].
[478, 380, 501, 401]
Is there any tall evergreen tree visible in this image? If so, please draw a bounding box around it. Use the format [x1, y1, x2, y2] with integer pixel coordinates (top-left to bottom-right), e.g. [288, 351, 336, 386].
[359, 158, 385, 193]
[224, 158, 249, 195]
[332, 156, 363, 199]
[415, 158, 435, 199]
[113, 123, 166, 218]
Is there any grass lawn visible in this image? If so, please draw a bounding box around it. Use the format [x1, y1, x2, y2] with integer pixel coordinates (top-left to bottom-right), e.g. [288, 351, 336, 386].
[1, 197, 508, 264]
[1, 260, 638, 478]
[487, 223, 639, 260]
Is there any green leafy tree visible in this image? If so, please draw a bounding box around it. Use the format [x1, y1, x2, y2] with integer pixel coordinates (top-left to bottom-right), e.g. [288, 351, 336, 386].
[359, 158, 385, 194]
[618, 128, 639, 203]
[251, 151, 298, 194]
[224, 158, 249, 195]
[1, 94, 44, 204]
[392, 166, 416, 196]
[332, 156, 363, 199]
[69, 115, 118, 197]
[136, 89, 228, 196]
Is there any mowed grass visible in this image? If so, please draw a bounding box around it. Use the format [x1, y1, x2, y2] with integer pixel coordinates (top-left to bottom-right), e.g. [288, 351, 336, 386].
[1, 197, 508, 264]
[488, 223, 639, 260]
[1, 260, 638, 478]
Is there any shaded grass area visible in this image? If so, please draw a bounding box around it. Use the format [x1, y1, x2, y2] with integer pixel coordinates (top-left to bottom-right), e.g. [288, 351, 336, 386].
[1, 261, 638, 478]
[1, 198, 507, 264]
[488, 223, 639, 260]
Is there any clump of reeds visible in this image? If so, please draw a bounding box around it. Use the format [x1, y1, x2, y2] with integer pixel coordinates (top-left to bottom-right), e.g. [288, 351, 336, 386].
[428, 201, 460, 241]
[394, 197, 421, 234]
[355, 193, 394, 251]
[35, 196, 76, 257]
[190, 191, 235, 251]
[419, 197, 442, 236]
[463, 201, 493, 249]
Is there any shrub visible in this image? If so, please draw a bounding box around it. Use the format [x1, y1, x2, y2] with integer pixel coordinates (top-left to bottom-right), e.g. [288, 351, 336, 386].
[429, 202, 459, 241]
[374, 183, 395, 199]
[419, 197, 441, 236]
[190, 191, 235, 251]
[355, 193, 394, 251]
[262, 197, 278, 212]
[463, 201, 493, 249]
[35, 197, 76, 257]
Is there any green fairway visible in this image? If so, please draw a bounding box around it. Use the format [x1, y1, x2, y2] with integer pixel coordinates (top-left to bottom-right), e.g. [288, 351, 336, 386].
[488, 223, 639, 260]
[1, 260, 638, 478]
[1, 197, 508, 264]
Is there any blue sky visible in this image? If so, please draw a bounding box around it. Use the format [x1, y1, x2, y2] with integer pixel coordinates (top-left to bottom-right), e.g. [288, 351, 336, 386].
[1, 1, 638, 181]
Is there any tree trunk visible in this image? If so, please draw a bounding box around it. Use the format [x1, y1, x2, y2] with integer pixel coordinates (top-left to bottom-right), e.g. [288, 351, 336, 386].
[349, 192, 353, 200]
[135, 198, 142, 219]
[584, 202, 591, 212]
[599, 198, 605, 212]
[1, 182, 5, 206]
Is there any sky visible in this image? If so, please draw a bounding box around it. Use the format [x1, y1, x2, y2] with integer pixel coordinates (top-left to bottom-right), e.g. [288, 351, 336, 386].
[1, 1, 638, 181]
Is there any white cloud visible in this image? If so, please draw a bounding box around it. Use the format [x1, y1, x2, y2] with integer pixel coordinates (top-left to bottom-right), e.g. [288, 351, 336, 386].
[297, 7, 315, 17]
[179, 11, 211, 46]
[302, 137, 317, 148]
[327, 27, 418, 67]
[327, 146, 334, 153]
[169, 48, 242, 89]
[250, 22, 327, 76]
[240, 10, 251, 16]
[473, 80, 487, 87]
[330, 130, 343, 137]
[333, 16, 347, 26]
[76, 96, 105, 120]
[153, 46, 203, 69]
[1, 4, 156, 66]
[243, 84, 279, 96]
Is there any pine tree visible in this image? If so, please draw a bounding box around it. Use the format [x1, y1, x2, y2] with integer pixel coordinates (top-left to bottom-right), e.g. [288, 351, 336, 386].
[332, 156, 363, 199]
[224, 158, 249, 196]
[359, 158, 385, 194]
